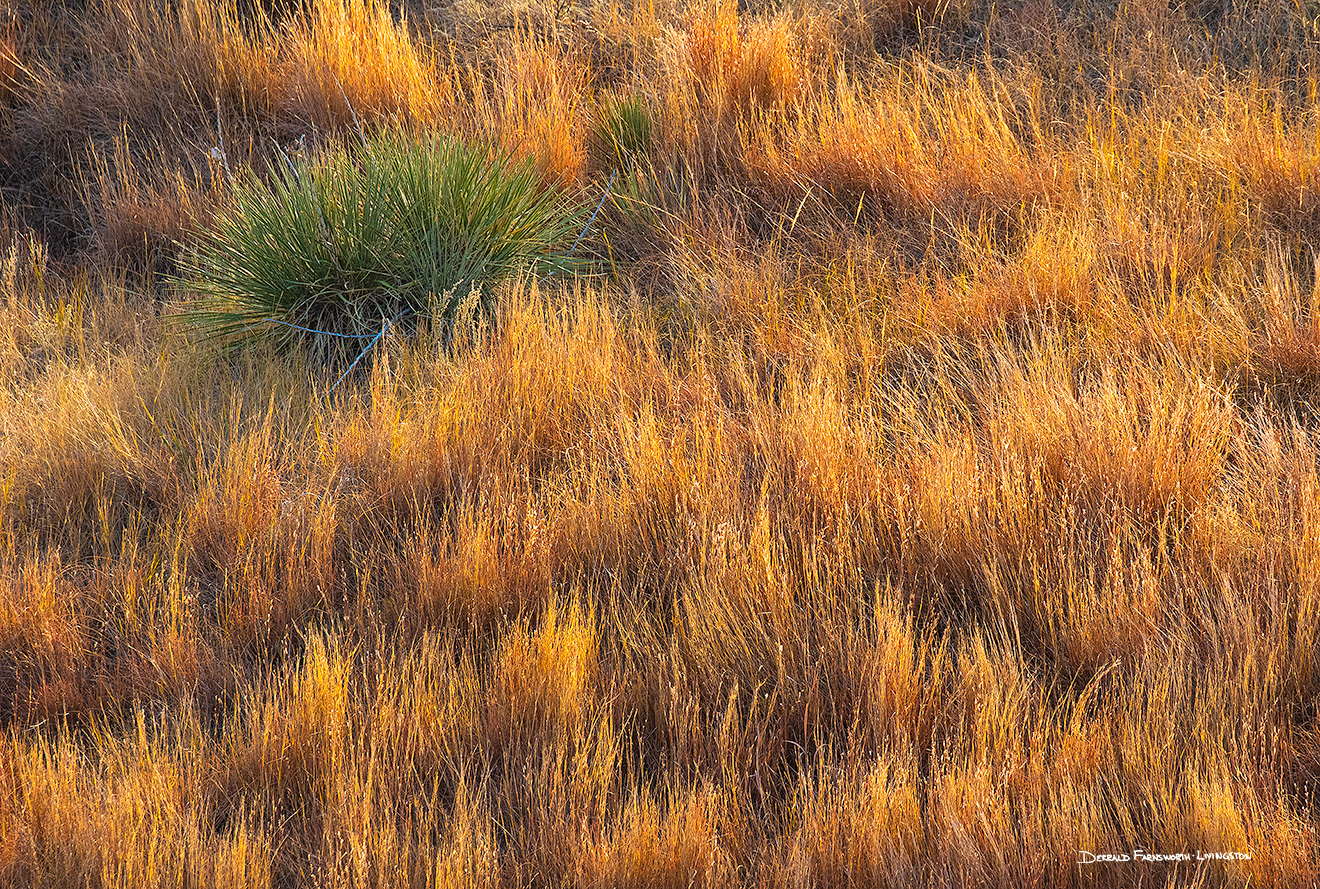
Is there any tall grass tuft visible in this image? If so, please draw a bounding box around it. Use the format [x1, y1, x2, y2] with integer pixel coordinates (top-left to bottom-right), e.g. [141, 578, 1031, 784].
[176, 129, 583, 359]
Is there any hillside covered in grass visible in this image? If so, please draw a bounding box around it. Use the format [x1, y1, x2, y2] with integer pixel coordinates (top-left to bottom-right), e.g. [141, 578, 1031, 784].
[2, 0, 1320, 885]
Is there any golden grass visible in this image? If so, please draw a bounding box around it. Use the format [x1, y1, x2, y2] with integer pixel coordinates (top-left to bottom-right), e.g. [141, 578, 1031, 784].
[744, 60, 1061, 229]
[686, 2, 801, 113]
[469, 38, 590, 187]
[279, 0, 452, 131]
[3, 0, 1320, 885]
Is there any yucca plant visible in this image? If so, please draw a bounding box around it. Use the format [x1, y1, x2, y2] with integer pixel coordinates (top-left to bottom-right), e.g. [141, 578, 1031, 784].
[176, 129, 584, 360]
[589, 92, 654, 173]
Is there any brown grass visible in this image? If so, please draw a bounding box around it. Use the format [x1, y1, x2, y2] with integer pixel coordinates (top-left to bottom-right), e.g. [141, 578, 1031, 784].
[2, 0, 1320, 885]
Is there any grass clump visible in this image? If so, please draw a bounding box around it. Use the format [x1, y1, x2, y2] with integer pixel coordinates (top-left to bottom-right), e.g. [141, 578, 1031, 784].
[177, 129, 583, 359]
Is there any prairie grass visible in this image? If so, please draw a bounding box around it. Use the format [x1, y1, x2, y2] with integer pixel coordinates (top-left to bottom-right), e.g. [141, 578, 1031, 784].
[279, 0, 451, 131]
[3, 0, 1320, 886]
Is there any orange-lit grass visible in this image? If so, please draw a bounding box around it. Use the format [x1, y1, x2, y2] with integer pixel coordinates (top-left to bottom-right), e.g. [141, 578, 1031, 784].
[686, 2, 800, 112]
[744, 60, 1063, 226]
[4, 0, 1320, 884]
[465, 37, 590, 187]
[279, 0, 452, 131]
[82, 132, 230, 269]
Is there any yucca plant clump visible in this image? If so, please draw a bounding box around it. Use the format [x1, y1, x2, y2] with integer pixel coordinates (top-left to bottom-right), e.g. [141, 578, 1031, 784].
[589, 92, 654, 172]
[589, 93, 672, 251]
[177, 129, 584, 360]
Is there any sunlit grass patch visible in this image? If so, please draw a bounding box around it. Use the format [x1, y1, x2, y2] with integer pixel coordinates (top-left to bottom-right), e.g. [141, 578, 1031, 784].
[5, 0, 1320, 884]
[682, 2, 801, 111]
[745, 61, 1062, 232]
[279, 0, 450, 130]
